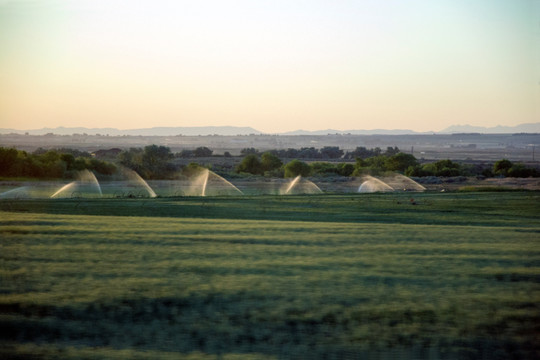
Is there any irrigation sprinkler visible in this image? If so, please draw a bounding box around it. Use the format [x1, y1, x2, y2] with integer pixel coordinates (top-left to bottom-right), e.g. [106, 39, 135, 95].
[71, 191, 82, 199]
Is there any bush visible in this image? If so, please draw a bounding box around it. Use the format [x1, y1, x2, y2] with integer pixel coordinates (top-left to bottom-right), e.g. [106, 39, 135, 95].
[0, 147, 19, 176]
[405, 165, 430, 177]
[182, 162, 206, 177]
[408, 159, 463, 177]
[310, 162, 338, 176]
[336, 163, 354, 176]
[236, 154, 263, 175]
[320, 146, 344, 159]
[508, 164, 538, 177]
[493, 159, 513, 176]
[240, 147, 259, 156]
[193, 147, 213, 157]
[88, 158, 116, 175]
[261, 152, 282, 173]
[284, 159, 311, 178]
[384, 153, 418, 172]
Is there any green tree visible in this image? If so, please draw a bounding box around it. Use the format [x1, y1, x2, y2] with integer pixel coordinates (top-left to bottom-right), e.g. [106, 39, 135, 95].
[177, 149, 194, 158]
[142, 145, 173, 179]
[260, 152, 282, 173]
[320, 146, 344, 159]
[60, 153, 75, 170]
[34, 150, 66, 178]
[73, 157, 90, 171]
[284, 159, 311, 178]
[118, 148, 144, 171]
[240, 147, 259, 156]
[37, 150, 61, 164]
[384, 146, 400, 156]
[493, 159, 513, 177]
[415, 159, 461, 177]
[193, 147, 213, 157]
[336, 163, 354, 176]
[88, 158, 116, 175]
[310, 162, 337, 176]
[507, 163, 538, 177]
[384, 153, 418, 172]
[0, 147, 18, 176]
[236, 154, 263, 175]
[182, 162, 205, 177]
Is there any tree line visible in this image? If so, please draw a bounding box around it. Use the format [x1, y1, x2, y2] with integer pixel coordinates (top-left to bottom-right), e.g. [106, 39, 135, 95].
[0, 147, 115, 179]
[0, 145, 538, 180]
[176, 145, 401, 160]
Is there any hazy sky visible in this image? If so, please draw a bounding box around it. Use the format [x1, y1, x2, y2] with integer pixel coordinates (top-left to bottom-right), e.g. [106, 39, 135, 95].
[1, 0, 539, 133]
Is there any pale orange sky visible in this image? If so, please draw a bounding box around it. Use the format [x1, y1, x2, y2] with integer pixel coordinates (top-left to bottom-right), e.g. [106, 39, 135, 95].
[1, 0, 539, 133]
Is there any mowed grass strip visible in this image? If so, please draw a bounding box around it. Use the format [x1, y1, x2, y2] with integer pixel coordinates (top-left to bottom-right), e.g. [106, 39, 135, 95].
[1, 193, 540, 359]
[2, 191, 539, 227]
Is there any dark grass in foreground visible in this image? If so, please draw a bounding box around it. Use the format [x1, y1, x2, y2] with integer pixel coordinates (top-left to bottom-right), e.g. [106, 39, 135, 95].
[1, 192, 539, 359]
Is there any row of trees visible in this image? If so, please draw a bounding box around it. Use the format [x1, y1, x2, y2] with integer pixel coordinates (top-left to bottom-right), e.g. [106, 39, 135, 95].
[241, 146, 345, 159]
[0, 147, 115, 179]
[235, 151, 539, 179]
[172, 145, 400, 160]
[240, 146, 400, 160]
[118, 145, 176, 179]
[1, 145, 538, 180]
[405, 158, 539, 178]
[235, 152, 416, 178]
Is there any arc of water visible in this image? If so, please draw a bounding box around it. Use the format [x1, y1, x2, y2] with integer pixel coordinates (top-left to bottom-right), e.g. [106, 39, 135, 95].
[50, 170, 102, 198]
[304, 179, 323, 194]
[84, 170, 103, 196]
[178, 168, 243, 196]
[285, 175, 301, 194]
[285, 175, 323, 195]
[386, 174, 426, 191]
[223, 180, 243, 195]
[51, 182, 76, 198]
[358, 175, 394, 193]
[205, 170, 243, 196]
[202, 169, 209, 196]
[124, 168, 157, 197]
[0, 186, 30, 199]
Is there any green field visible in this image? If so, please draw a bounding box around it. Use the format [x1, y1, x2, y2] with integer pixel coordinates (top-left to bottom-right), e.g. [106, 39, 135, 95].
[1, 192, 539, 359]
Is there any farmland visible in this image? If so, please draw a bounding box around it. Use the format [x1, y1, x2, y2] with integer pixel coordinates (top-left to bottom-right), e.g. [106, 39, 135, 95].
[1, 192, 540, 359]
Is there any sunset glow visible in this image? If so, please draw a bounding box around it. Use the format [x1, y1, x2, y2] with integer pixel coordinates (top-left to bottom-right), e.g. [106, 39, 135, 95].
[1, 0, 538, 132]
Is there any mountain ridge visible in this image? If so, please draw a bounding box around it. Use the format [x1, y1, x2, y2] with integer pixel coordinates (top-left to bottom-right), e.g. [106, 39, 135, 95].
[0, 122, 538, 136]
[439, 123, 540, 134]
[0, 126, 262, 136]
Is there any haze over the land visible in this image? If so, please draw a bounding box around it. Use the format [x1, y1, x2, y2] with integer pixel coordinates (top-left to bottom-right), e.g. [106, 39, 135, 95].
[1, 0, 538, 133]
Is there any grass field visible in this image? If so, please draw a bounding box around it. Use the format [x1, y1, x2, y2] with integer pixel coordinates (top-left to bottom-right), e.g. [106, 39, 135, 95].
[1, 192, 539, 359]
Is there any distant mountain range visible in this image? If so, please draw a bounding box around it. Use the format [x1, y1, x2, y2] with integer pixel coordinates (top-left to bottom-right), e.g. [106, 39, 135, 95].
[280, 128, 419, 135]
[0, 126, 262, 136]
[0, 123, 538, 136]
[280, 123, 540, 135]
[439, 123, 540, 134]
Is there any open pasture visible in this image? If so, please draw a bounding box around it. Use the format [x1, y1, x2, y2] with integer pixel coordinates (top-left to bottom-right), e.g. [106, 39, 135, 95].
[1, 192, 540, 359]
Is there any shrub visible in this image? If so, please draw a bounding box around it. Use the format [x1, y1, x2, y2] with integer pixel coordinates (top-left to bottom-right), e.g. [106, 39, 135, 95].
[193, 147, 213, 157]
[236, 154, 263, 175]
[384, 153, 418, 172]
[507, 163, 538, 177]
[493, 159, 512, 176]
[336, 163, 354, 176]
[260, 152, 282, 173]
[284, 160, 311, 178]
[310, 162, 338, 176]
[0, 147, 18, 176]
[182, 162, 205, 177]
